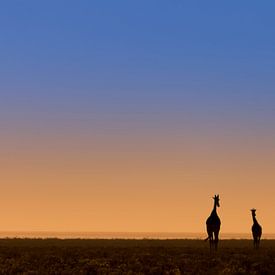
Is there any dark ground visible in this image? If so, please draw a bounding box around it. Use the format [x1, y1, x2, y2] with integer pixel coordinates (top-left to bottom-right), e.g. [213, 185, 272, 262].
[0, 239, 274, 274]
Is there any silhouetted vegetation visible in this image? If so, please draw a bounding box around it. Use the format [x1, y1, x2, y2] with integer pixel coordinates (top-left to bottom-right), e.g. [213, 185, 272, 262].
[0, 239, 275, 274]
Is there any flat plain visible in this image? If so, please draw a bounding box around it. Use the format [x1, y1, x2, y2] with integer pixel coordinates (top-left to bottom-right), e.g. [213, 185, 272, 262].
[0, 239, 274, 274]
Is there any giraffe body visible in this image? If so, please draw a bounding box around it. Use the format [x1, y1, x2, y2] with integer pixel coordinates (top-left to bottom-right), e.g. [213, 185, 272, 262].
[251, 209, 262, 249]
[206, 195, 221, 251]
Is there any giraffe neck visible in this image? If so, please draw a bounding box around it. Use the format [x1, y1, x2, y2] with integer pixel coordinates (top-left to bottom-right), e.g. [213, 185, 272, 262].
[211, 201, 217, 215]
[252, 215, 258, 225]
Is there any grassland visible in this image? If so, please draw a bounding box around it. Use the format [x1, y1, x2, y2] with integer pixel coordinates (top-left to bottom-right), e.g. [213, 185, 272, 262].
[0, 239, 274, 274]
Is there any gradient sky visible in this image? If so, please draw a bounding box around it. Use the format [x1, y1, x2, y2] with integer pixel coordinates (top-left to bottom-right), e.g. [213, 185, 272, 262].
[0, 0, 275, 234]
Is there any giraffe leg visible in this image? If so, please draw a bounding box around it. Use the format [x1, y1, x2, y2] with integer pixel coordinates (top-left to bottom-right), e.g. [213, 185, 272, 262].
[214, 231, 219, 251]
[253, 238, 257, 249]
[210, 237, 214, 250]
[209, 233, 214, 250]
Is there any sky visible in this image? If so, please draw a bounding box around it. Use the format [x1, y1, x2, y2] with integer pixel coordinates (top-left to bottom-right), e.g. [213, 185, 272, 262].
[0, 0, 275, 234]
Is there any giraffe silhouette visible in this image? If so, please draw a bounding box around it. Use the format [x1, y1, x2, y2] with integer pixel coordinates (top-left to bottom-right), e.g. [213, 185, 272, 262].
[251, 209, 262, 249]
[205, 195, 221, 251]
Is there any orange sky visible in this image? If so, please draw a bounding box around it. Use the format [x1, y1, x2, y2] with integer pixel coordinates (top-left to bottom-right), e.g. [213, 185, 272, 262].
[1, 121, 274, 234]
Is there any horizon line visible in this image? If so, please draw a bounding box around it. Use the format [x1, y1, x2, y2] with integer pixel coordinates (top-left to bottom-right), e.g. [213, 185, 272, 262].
[0, 231, 275, 235]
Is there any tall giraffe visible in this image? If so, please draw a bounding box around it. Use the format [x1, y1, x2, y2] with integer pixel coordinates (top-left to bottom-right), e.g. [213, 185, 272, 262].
[251, 209, 262, 249]
[205, 195, 221, 251]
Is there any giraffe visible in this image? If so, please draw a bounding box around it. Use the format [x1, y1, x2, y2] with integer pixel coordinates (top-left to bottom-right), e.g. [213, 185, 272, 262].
[205, 195, 221, 251]
[251, 209, 262, 249]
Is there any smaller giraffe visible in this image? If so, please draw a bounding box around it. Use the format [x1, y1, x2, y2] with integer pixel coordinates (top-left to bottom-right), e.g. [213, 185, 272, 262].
[251, 208, 262, 249]
[205, 195, 221, 251]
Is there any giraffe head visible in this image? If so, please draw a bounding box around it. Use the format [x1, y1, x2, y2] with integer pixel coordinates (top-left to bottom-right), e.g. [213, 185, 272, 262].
[251, 208, 256, 217]
[213, 194, 220, 207]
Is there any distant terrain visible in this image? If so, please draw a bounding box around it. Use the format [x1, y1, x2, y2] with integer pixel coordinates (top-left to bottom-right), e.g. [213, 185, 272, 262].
[0, 239, 275, 274]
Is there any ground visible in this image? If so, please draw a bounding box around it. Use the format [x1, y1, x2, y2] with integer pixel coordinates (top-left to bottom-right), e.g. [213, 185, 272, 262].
[0, 239, 274, 274]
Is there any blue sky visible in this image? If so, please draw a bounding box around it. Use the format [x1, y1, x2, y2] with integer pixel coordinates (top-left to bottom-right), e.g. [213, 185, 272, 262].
[1, 1, 274, 142]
